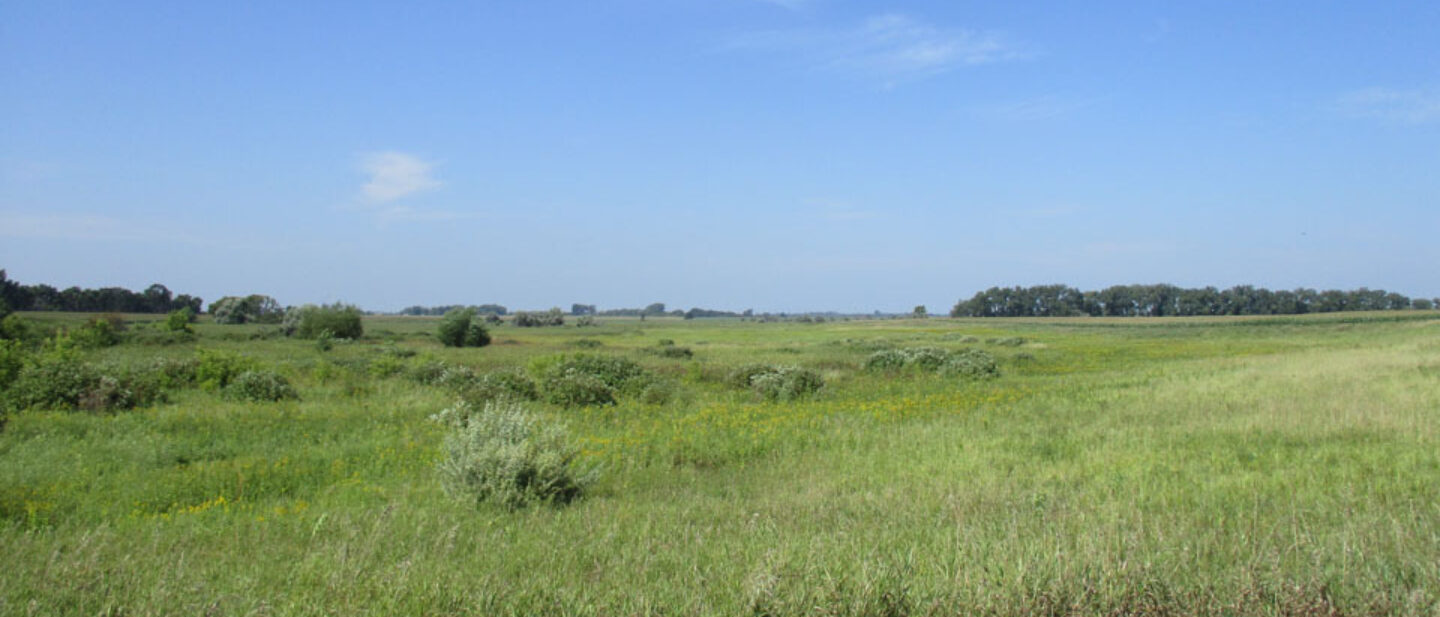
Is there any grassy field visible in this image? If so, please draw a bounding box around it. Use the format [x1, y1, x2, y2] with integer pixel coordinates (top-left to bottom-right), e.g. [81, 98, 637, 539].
[2, 311, 1439, 615]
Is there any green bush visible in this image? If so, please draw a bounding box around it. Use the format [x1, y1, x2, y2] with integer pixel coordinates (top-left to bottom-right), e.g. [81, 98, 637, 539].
[748, 366, 824, 402]
[195, 349, 258, 391]
[286, 303, 364, 340]
[145, 356, 199, 389]
[4, 345, 98, 411]
[2, 345, 168, 413]
[165, 307, 195, 333]
[433, 365, 479, 391]
[637, 378, 679, 406]
[727, 363, 779, 389]
[0, 339, 24, 391]
[0, 314, 33, 342]
[940, 349, 999, 380]
[433, 399, 597, 509]
[864, 347, 950, 372]
[729, 363, 824, 401]
[70, 318, 120, 349]
[863, 349, 909, 371]
[408, 360, 451, 385]
[224, 370, 299, 402]
[471, 369, 539, 403]
[437, 308, 491, 348]
[650, 341, 694, 359]
[542, 370, 616, 407]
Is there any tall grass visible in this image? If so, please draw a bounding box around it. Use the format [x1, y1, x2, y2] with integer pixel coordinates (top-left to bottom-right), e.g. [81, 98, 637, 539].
[1, 312, 1437, 615]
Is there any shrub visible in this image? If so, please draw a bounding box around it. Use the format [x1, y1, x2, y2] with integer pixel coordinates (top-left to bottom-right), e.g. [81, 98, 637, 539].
[195, 349, 258, 391]
[409, 359, 451, 385]
[0, 339, 24, 392]
[542, 370, 616, 407]
[437, 308, 491, 348]
[571, 339, 603, 349]
[863, 349, 909, 371]
[2, 344, 167, 413]
[748, 366, 824, 402]
[314, 329, 335, 352]
[575, 315, 597, 327]
[434, 399, 597, 509]
[479, 369, 539, 400]
[529, 353, 653, 406]
[286, 303, 364, 340]
[146, 356, 199, 389]
[4, 344, 98, 411]
[70, 318, 120, 349]
[457, 369, 540, 406]
[637, 378, 679, 406]
[368, 353, 406, 378]
[0, 314, 33, 342]
[165, 307, 195, 333]
[940, 349, 999, 380]
[433, 365, 479, 391]
[990, 337, 1026, 347]
[78, 370, 168, 412]
[224, 370, 299, 402]
[650, 341, 694, 359]
[865, 347, 968, 372]
[728, 363, 779, 389]
[512, 308, 565, 328]
[211, 294, 283, 325]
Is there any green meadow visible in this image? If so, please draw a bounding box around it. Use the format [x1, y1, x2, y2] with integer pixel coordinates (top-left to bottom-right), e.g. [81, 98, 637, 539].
[2, 311, 1439, 615]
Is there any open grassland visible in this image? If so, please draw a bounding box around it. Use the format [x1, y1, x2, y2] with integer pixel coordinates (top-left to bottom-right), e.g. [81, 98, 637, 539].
[2, 312, 1439, 615]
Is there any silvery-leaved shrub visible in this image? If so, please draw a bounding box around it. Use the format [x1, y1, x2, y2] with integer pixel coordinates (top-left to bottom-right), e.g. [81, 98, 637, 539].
[434, 399, 597, 509]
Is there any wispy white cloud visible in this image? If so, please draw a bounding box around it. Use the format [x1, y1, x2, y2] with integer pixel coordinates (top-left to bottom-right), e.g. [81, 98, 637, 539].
[729, 13, 1026, 84]
[360, 151, 441, 203]
[1334, 87, 1440, 125]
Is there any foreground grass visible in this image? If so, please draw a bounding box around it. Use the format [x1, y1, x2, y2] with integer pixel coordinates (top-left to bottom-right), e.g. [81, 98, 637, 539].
[2, 313, 1439, 615]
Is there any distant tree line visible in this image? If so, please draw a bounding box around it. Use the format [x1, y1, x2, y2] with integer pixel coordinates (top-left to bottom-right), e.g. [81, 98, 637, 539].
[951, 284, 1437, 318]
[598, 303, 678, 318]
[398, 304, 507, 316]
[0, 270, 203, 315]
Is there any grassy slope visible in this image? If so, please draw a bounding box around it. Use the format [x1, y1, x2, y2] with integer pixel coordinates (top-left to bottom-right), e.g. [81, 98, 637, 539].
[2, 312, 1438, 615]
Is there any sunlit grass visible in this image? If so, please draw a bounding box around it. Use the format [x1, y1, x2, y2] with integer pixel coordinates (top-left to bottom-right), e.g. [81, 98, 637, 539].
[2, 311, 1438, 614]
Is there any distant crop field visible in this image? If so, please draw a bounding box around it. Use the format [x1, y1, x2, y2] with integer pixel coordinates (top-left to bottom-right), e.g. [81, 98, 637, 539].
[2, 311, 1438, 615]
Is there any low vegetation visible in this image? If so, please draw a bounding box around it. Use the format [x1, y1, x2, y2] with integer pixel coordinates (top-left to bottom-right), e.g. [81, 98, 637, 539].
[1, 309, 1438, 615]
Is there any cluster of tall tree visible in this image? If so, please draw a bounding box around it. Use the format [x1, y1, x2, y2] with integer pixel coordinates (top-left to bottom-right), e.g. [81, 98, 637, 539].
[951, 284, 1435, 318]
[0, 270, 202, 315]
[398, 304, 507, 316]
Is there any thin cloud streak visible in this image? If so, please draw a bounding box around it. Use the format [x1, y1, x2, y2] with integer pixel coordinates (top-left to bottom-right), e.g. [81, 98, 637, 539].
[729, 13, 1026, 84]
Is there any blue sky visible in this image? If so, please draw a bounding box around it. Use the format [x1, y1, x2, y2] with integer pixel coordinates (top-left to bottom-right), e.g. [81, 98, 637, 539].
[2, 1, 1437, 313]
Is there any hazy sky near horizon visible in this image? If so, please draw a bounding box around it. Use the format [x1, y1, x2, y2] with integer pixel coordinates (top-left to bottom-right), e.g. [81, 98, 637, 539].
[2, 1, 1437, 313]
